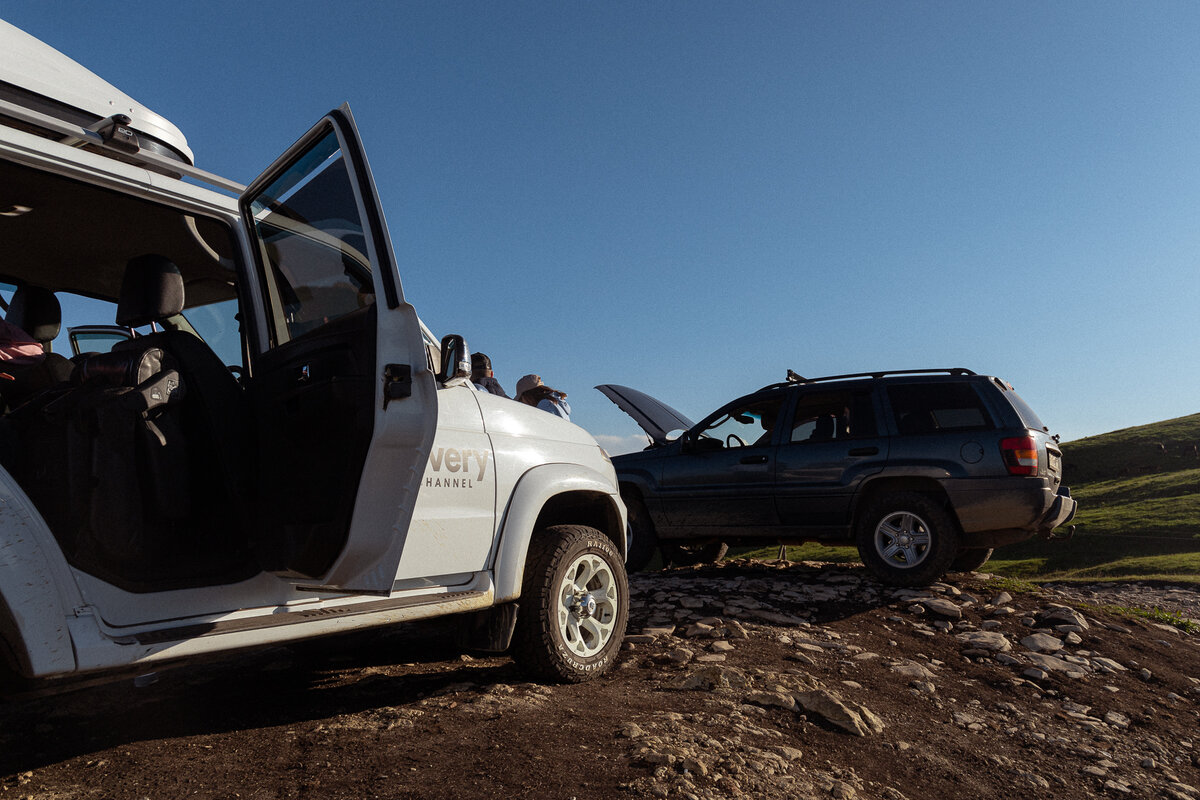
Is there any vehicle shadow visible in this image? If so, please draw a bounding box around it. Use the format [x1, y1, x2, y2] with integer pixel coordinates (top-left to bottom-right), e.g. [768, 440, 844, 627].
[0, 618, 520, 774]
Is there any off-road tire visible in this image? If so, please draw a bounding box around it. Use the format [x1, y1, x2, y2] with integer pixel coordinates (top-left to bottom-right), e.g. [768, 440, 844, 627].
[856, 492, 960, 587]
[623, 495, 659, 573]
[660, 541, 729, 568]
[511, 525, 628, 683]
[950, 547, 994, 573]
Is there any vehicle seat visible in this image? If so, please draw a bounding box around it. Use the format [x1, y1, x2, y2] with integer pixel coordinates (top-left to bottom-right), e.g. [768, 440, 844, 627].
[809, 414, 836, 441]
[1, 285, 74, 408]
[112, 254, 251, 544]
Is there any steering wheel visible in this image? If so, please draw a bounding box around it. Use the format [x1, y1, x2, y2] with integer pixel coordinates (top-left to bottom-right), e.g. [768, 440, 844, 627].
[726, 433, 746, 448]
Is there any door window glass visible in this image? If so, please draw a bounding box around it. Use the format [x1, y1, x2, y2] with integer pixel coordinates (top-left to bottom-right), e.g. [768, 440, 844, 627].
[247, 128, 375, 347]
[790, 390, 876, 442]
[69, 328, 131, 356]
[182, 298, 242, 368]
[697, 396, 784, 449]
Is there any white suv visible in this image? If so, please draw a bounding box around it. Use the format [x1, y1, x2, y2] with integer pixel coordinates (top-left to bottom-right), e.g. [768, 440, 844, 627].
[0, 20, 627, 688]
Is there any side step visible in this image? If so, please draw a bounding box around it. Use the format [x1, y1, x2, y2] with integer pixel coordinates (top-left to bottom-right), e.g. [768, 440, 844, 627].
[131, 589, 489, 645]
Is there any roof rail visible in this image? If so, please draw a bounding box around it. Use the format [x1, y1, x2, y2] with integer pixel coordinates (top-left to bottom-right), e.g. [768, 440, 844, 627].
[0, 97, 244, 194]
[760, 368, 976, 392]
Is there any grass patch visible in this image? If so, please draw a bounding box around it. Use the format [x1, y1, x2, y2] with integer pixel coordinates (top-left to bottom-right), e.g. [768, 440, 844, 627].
[728, 543, 859, 564]
[985, 574, 1041, 595]
[1091, 604, 1200, 634]
[988, 533, 1200, 583]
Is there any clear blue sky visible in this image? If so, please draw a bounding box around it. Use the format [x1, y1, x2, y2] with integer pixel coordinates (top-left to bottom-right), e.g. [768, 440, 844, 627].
[6, 3, 1199, 453]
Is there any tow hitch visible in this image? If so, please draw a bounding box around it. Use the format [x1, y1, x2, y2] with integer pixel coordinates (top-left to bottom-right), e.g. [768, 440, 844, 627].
[1042, 525, 1075, 541]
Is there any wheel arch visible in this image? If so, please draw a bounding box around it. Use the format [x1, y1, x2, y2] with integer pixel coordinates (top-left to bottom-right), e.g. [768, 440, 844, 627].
[0, 477, 80, 679]
[852, 476, 958, 532]
[493, 464, 626, 602]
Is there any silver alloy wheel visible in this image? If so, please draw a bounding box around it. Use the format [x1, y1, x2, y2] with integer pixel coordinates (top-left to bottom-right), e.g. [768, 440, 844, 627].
[873, 511, 932, 569]
[556, 553, 620, 658]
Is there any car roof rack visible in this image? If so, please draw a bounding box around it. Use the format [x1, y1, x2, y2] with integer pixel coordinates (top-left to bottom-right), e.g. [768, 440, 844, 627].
[761, 368, 976, 392]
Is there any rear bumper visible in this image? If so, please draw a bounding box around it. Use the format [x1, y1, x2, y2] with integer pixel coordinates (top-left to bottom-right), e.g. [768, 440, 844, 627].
[944, 478, 1077, 547]
[1039, 486, 1077, 532]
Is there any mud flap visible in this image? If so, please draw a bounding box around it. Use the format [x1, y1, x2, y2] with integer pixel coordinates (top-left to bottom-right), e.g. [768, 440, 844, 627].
[455, 603, 519, 653]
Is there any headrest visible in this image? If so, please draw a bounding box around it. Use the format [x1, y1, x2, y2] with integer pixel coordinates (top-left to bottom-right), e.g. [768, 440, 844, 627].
[7, 285, 61, 343]
[116, 254, 185, 328]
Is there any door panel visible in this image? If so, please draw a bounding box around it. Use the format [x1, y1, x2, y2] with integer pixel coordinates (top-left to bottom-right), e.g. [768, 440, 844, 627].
[242, 105, 436, 593]
[395, 387, 497, 580]
[251, 307, 376, 576]
[774, 388, 888, 529]
[659, 394, 784, 529]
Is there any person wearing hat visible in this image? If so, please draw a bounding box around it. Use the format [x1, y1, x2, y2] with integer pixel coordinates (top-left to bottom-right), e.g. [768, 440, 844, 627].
[515, 374, 570, 421]
[471, 352, 508, 397]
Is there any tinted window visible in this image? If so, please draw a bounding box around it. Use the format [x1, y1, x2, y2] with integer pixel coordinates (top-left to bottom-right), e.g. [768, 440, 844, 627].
[1001, 386, 1046, 431]
[790, 390, 877, 442]
[887, 382, 993, 434]
[247, 128, 375, 347]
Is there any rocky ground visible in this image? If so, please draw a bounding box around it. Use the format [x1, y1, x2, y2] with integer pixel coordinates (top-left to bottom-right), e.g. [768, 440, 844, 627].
[1, 560, 1198, 799]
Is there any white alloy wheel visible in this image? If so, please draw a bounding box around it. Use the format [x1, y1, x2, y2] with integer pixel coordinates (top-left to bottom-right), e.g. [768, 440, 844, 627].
[556, 553, 620, 658]
[512, 524, 629, 682]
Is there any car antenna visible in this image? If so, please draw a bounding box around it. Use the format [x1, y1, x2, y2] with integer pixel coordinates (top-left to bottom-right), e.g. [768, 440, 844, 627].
[786, 369, 805, 383]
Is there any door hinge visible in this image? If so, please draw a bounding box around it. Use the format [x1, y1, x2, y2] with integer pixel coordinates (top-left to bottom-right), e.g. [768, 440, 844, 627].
[383, 363, 412, 408]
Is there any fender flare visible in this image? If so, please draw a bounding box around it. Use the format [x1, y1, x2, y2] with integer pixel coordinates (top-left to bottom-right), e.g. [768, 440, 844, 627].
[0, 472, 78, 678]
[492, 463, 625, 602]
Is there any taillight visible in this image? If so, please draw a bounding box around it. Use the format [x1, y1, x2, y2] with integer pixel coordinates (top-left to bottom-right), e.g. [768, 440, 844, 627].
[1001, 436, 1038, 476]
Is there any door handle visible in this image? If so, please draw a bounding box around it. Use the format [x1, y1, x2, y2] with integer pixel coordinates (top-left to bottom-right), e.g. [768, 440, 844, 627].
[848, 447, 879, 456]
[739, 455, 769, 465]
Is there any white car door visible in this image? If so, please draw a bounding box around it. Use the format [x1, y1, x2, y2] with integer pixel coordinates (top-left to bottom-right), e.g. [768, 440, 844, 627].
[241, 105, 438, 594]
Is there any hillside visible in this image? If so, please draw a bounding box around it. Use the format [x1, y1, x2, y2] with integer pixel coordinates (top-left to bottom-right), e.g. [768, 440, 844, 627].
[990, 413, 1200, 581]
[1063, 412, 1200, 484]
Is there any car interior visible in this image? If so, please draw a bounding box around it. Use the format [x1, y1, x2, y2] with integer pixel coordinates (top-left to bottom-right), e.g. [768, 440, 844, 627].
[0, 157, 259, 592]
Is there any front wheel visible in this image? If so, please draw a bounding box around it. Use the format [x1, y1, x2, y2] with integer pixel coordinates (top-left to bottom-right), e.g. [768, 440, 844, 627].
[511, 525, 629, 683]
[660, 541, 728, 568]
[855, 492, 959, 587]
[623, 495, 659, 573]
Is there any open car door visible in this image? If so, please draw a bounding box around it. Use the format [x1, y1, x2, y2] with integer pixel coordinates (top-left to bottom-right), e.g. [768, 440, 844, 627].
[241, 105, 437, 594]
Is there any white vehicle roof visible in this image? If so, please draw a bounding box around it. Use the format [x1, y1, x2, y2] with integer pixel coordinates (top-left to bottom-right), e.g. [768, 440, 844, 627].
[0, 18, 193, 164]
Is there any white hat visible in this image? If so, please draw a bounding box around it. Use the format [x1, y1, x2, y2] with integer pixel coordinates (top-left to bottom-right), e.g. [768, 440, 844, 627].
[516, 374, 542, 397]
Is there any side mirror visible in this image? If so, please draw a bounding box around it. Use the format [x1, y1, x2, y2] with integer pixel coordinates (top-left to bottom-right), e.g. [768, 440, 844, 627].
[438, 334, 471, 383]
[686, 435, 723, 454]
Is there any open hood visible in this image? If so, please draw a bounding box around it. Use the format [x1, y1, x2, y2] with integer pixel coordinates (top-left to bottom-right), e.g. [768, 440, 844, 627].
[596, 384, 694, 446]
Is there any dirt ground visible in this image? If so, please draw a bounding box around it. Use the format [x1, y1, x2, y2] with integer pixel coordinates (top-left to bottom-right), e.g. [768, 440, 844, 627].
[1, 561, 1198, 800]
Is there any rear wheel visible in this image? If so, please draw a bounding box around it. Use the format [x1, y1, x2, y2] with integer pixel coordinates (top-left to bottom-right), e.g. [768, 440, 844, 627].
[855, 492, 959, 586]
[660, 541, 728, 568]
[511, 525, 628, 683]
[950, 547, 994, 573]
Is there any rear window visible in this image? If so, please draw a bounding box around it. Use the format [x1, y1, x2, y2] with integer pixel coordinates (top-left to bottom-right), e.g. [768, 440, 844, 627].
[1000, 386, 1046, 432]
[887, 382, 994, 434]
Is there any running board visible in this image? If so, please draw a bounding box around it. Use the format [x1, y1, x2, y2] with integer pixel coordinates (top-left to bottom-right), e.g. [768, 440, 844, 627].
[130, 589, 489, 645]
